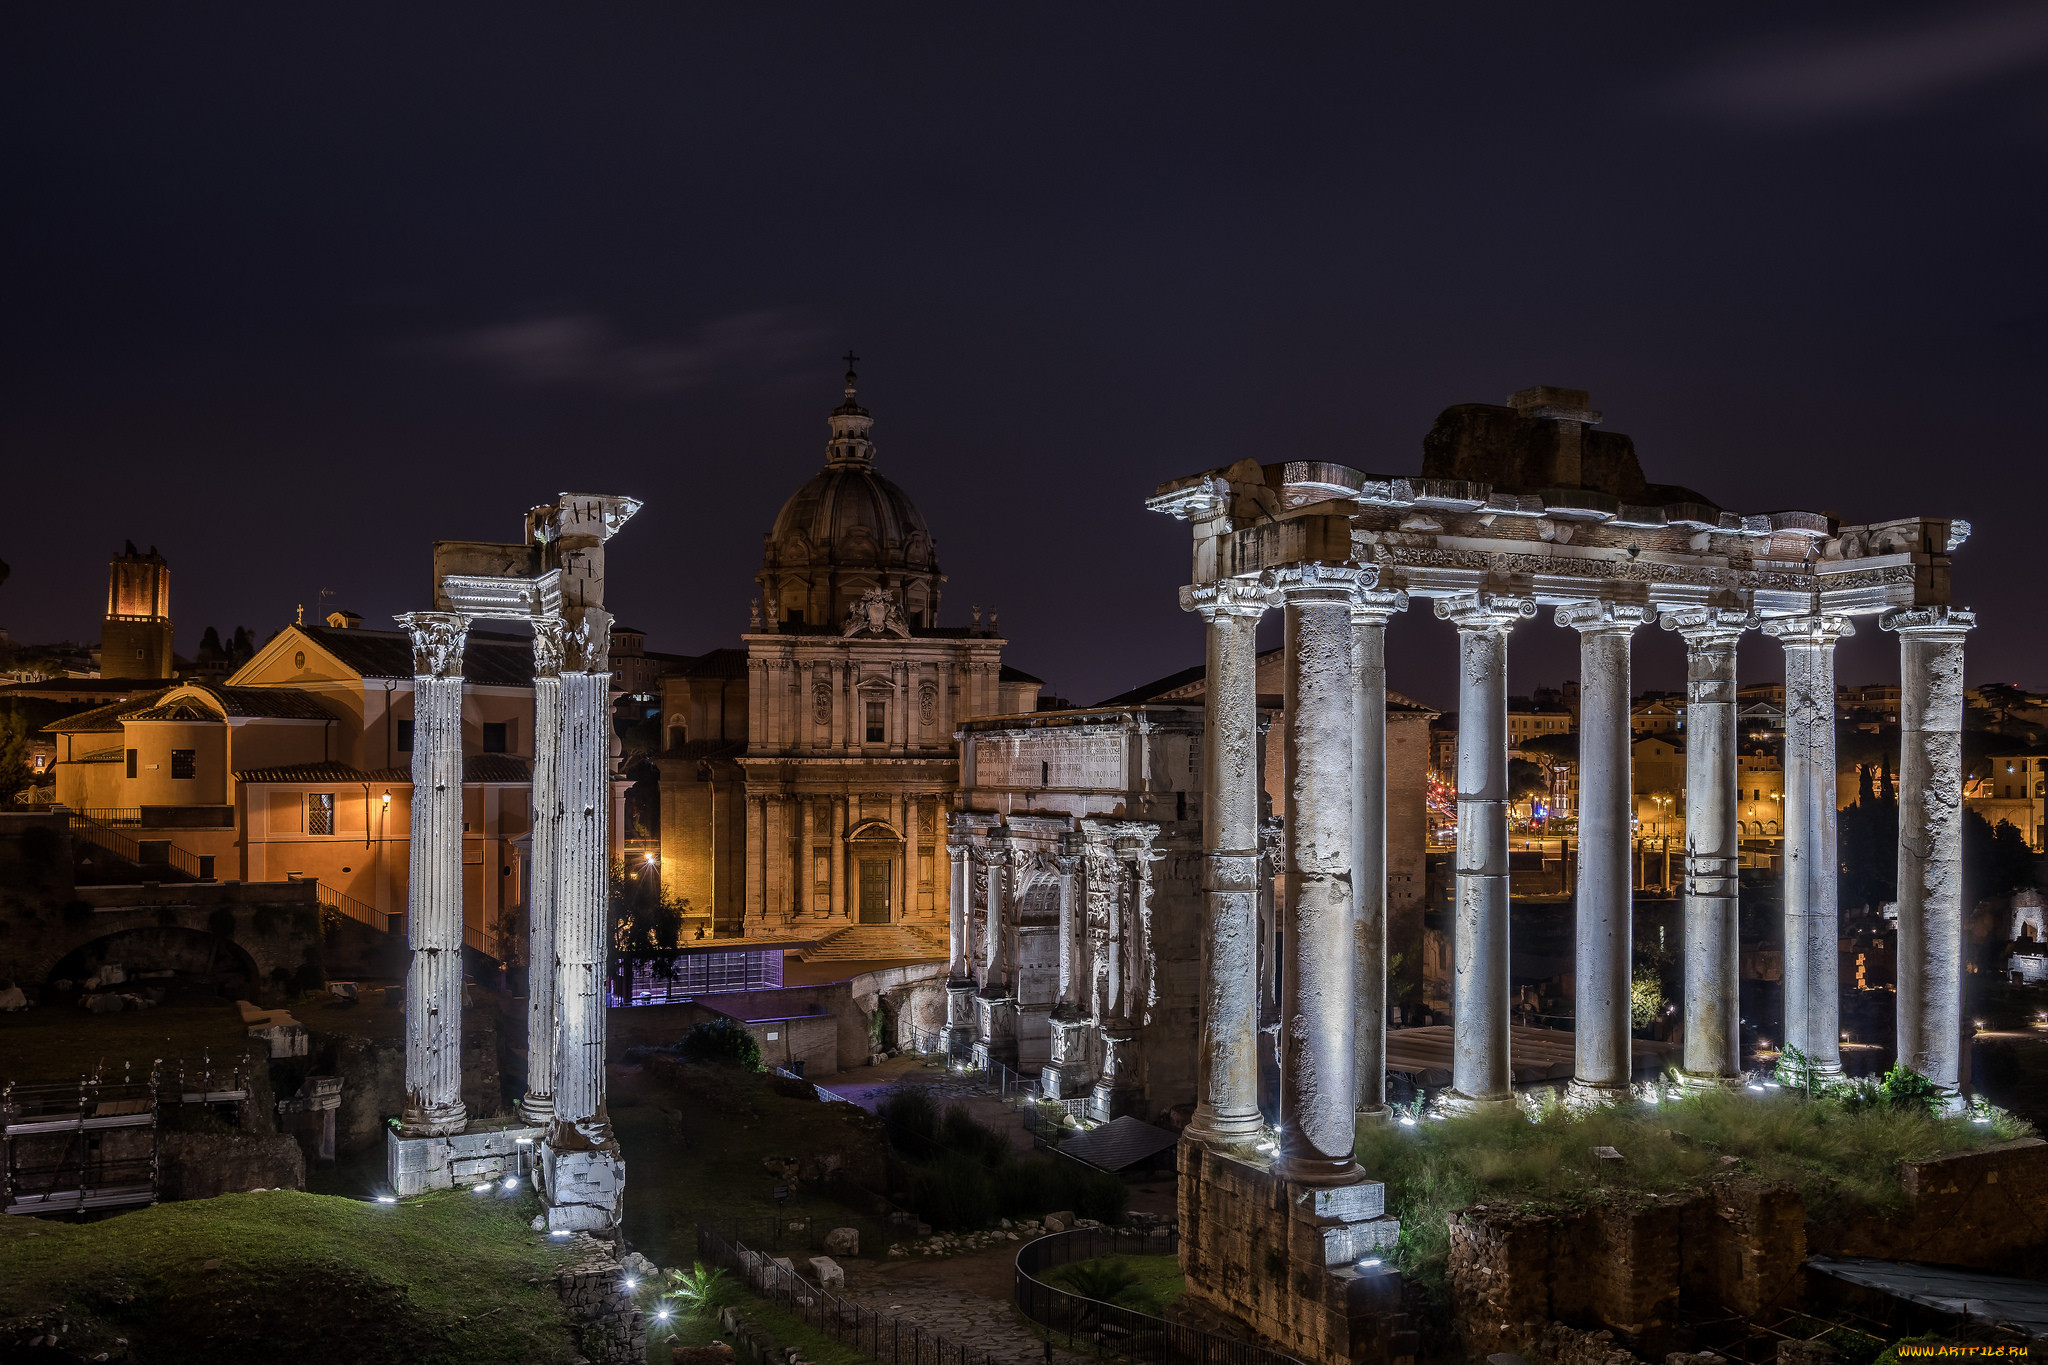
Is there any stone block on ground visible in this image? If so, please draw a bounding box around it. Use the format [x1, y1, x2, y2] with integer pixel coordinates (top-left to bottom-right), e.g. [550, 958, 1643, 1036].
[822, 1226, 859, 1256]
[808, 1255, 844, 1290]
[1043, 1209, 1074, 1231]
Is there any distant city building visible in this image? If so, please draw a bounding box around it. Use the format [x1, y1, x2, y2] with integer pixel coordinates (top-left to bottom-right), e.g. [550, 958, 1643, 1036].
[99, 542, 174, 680]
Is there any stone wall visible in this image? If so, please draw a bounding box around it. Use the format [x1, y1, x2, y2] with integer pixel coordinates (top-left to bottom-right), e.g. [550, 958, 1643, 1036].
[553, 1233, 647, 1364]
[1176, 1139, 1414, 1364]
[1449, 1177, 1808, 1358]
[1814, 1136, 2048, 1269]
[159, 1130, 306, 1200]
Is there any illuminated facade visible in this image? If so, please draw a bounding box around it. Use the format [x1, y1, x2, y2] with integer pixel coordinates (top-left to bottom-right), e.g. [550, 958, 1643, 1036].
[100, 542, 174, 680]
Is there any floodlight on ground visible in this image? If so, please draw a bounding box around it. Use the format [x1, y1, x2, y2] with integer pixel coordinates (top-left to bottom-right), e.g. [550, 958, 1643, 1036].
[1747, 1084, 1764, 1092]
[375, 1196, 397, 1204]
[1358, 1257, 1382, 1268]
[503, 1176, 519, 1189]
[473, 1182, 491, 1193]
[624, 1278, 637, 1291]
[550, 1230, 571, 1238]
[516, 1137, 534, 1145]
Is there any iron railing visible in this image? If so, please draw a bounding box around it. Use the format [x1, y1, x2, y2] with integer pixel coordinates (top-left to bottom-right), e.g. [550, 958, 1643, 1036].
[66, 812, 208, 880]
[697, 1222, 1004, 1365]
[316, 882, 391, 932]
[79, 808, 142, 826]
[1015, 1227, 1305, 1365]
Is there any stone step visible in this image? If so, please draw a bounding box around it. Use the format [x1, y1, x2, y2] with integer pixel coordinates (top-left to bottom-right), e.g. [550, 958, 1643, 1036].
[799, 924, 947, 962]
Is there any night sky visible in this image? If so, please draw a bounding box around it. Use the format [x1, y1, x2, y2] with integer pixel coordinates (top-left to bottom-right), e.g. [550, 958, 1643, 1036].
[5, 5, 2045, 712]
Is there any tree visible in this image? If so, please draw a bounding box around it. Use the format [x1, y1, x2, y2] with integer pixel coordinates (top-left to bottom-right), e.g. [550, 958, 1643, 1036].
[0, 711, 31, 806]
[1964, 810, 2036, 906]
[1507, 758, 1547, 805]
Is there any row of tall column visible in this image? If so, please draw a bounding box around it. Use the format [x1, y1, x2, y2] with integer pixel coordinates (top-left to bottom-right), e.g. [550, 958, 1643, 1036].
[1180, 569, 1980, 1156]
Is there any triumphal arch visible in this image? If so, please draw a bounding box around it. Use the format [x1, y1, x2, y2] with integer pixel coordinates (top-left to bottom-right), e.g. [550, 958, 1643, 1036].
[1153, 387, 1971, 1361]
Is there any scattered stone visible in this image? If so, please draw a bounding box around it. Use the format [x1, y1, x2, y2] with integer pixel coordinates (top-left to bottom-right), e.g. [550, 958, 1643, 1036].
[81, 993, 127, 1014]
[1043, 1210, 1073, 1232]
[823, 1226, 859, 1257]
[808, 1255, 844, 1290]
[998, 1218, 1013, 1229]
[1593, 1146, 1625, 1163]
[671, 1345, 736, 1364]
[620, 1251, 657, 1279]
[533, 1214, 548, 1231]
[0, 984, 27, 1012]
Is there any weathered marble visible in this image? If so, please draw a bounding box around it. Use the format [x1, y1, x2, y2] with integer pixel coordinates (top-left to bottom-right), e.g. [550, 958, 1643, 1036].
[397, 611, 469, 1138]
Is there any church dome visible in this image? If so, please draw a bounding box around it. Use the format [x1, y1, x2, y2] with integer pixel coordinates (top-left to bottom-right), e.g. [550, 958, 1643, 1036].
[758, 363, 945, 631]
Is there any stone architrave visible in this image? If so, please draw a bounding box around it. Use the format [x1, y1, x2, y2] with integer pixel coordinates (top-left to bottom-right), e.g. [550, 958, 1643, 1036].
[1884, 606, 1976, 1098]
[1557, 600, 1654, 1103]
[1351, 590, 1407, 1119]
[397, 611, 470, 1138]
[1179, 576, 1269, 1149]
[520, 617, 566, 1125]
[1435, 591, 1536, 1110]
[1764, 613, 1855, 1077]
[1267, 562, 1367, 1184]
[1662, 607, 1752, 1087]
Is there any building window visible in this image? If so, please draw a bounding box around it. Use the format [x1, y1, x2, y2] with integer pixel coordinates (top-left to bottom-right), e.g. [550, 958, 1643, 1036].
[171, 749, 196, 779]
[125, 749, 138, 779]
[482, 722, 508, 754]
[397, 720, 414, 752]
[308, 793, 335, 836]
[866, 700, 885, 743]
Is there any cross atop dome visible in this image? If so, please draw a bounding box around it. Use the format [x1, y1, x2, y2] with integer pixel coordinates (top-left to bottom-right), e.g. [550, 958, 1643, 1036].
[827, 352, 874, 464]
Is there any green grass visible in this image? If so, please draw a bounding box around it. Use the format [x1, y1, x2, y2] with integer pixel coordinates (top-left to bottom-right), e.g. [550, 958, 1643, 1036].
[1046, 1254, 1185, 1315]
[1356, 1088, 2035, 1308]
[0, 1187, 583, 1364]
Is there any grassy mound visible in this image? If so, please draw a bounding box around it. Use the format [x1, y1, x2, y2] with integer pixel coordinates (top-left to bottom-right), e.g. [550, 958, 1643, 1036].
[1357, 1088, 2034, 1304]
[1045, 1254, 1185, 1315]
[0, 1188, 582, 1364]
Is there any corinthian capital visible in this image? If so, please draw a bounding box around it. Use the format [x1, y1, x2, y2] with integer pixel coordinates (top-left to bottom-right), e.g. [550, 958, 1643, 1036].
[1434, 591, 1536, 632]
[1178, 576, 1269, 620]
[1659, 606, 1756, 647]
[1261, 561, 1375, 604]
[1761, 613, 1856, 647]
[1553, 600, 1656, 634]
[397, 612, 469, 679]
[563, 607, 614, 673]
[1881, 605, 1976, 639]
[530, 617, 568, 678]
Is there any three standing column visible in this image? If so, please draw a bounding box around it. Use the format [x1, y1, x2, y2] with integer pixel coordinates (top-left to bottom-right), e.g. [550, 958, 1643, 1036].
[1558, 601, 1653, 1102]
[1885, 606, 1976, 1099]
[398, 612, 470, 1138]
[1270, 564, 1366, 1183]
[1351, 590, 1407, 1120]
[1764, 614, 1855, 1077]
[1436, 592, 1536, 1110]
[1663, 608, 1751, 1087]
[1181, 578, 1270, 1147]
[519, 619, 566, 1125]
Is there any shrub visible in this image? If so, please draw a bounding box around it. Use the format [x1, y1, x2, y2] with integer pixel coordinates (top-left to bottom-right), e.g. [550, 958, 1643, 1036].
[1055, 1257, 1139, 1304]
[676, 1017, 764, 1072]
[939, 1103, 1012, 1166]
[910, 1151, 998, 1231]
[664, 1262, 733, 1315]
[1878, 1062, 1945, 1116]
[878, 1087, 941, 1148]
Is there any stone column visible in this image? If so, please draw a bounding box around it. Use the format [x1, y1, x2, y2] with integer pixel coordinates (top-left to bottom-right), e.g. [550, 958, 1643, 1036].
[1270, 563, 1364, 1185]
[828, 796, 846, 921]
[520, 618, 566, 1125]
[1885, 606, 1976, 1097]
[1179, 578, 1269, 1148]
[1055, 840, 1082, 1011]
[1558, 601, 1652, 1103]
[1663, 607, 1751, 1087]
[1764, 614, 1855, 1077]
[544, 604, 624, 1230]
[947, 842, 972, 978]
[981, 836, 1012, 992]
[1350, 589, 1407, 1119]
[397, 611, 469, 1138]
[1435, 591, 1536, 1110]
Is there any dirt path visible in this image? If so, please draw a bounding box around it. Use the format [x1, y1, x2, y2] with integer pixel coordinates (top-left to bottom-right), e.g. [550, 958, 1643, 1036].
[839, 1242, 1096, 1365]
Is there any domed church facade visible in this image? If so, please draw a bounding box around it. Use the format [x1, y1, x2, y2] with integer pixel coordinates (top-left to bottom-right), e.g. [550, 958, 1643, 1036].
[652, 365, 1042, 939]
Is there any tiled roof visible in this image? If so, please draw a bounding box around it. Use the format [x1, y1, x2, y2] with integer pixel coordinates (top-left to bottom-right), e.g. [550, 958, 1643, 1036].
[205, 686, 337, 720]
[125, 701, 224, 723]
[72, 745, 125, 763]
[999, 663, 1044, 685]
[43, 692, 172, 734]
[235, 761, 376, 783]
[465, 754, 532, 783]
[298, 625, 537, 686]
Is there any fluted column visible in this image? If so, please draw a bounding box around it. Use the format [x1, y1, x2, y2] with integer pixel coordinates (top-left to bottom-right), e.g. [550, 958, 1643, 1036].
[1663, 607, 1751, 1087]
[947, 842, 972, 978]
[1180, 578, 1269, 1148]
[550, 607, 615, 1153]
[981, 836, 1012, 993]
[1765, 613, 1855, 1076]
[1436, 591, 1536, 1110]
[1558, 601, 1653, 1102]
[1885, 606, 1975, 1097]
[398, 611, 469, 1138]
[1271, 564, 1366, 1184]
[520, 618, 566, 1125]
[1055, 841, 1083, 1011]
[1351, 589, 1407, 1119]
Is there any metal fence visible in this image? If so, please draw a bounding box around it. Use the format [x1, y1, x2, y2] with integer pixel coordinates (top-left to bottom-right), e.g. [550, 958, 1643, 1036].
[316, 882, 390, 932]
[1014, 1227, 1306, 1365]
[697, 1221, 1004, 1365]
[66, 811, 209, 881]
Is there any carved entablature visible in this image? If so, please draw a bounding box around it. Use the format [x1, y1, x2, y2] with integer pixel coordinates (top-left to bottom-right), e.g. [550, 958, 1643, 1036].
[397, 612, 469, 679]
[1150, 412, 1968, 622]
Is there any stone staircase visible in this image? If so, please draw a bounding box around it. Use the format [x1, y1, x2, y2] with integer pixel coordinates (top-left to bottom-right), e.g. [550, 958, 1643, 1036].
[798, 923, 948, 963]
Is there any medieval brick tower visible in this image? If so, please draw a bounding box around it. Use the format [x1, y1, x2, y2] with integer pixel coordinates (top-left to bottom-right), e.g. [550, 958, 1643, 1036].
[101, 541, 174, 679]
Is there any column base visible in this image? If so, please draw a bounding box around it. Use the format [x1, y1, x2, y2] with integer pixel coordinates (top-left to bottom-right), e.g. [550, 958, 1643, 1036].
[1275, 1153, 1364, 1188]
[1184, 1103, 1267, 1149]
[518, 1092, 555, 1126]
[1675, 1069, 1743, 1092]
[541, 1121, 625, 1235]
[1564, 1079, 1631, 1111]
[397, 1100, 467, 1139]
[1438, 1089, 1517, 1117]
[1355, 1104, 1392, 1125]
[387, 1122, 542, 1197]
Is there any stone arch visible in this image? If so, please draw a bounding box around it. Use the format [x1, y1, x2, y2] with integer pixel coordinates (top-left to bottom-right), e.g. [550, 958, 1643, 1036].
[48, 925, 261, 996]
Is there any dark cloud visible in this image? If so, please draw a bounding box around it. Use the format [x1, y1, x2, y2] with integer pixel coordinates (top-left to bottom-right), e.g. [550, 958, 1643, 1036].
[1666, 2, 2048, 126]
[411, 308, 824, 395]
